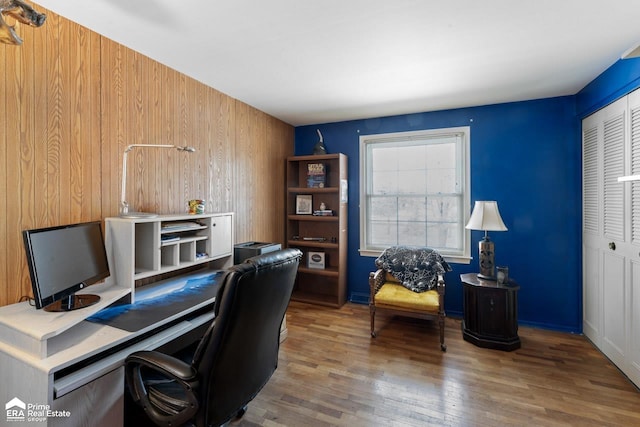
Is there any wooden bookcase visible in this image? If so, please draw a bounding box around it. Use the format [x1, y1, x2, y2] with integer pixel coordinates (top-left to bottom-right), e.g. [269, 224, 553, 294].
[286, 154, 347, 307]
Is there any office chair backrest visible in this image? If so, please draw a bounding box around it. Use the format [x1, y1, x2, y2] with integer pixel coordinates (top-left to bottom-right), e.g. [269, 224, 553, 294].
[192, 248, 301, 427]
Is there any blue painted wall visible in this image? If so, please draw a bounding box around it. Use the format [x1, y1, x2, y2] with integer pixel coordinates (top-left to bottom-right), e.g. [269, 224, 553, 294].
[576, 57, 640, 117]
[294, 57, 640, 333]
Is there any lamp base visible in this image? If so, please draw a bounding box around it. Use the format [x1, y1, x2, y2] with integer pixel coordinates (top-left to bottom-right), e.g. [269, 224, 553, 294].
[478, 238, 495, 279]
[476, 273, 496, 281]
[119, 212, 158, 219]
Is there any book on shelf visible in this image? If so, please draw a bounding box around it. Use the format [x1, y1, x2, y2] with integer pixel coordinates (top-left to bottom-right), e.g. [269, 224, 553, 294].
[313, 210, 334, 216]
[307, 162, 326, 188]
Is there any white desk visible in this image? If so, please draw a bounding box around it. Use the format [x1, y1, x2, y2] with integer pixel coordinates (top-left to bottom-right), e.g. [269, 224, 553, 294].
[0, 275, 219, 427]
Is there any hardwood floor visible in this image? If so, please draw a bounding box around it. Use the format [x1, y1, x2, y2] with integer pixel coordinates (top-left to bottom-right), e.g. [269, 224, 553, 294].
[234, 301, 640, 427]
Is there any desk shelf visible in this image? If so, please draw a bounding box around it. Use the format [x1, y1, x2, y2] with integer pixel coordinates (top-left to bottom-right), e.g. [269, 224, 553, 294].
[106, 213, 234, 302]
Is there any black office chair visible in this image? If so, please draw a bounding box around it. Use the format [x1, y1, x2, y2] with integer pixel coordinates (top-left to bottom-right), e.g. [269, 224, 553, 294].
[124, 248, 302, 427]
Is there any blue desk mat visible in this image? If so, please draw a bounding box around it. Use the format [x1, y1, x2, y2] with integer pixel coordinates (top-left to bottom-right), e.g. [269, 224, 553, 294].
[86, 271, 224, 332]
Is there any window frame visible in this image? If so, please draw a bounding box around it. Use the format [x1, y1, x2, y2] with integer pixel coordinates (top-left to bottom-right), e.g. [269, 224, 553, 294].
[358, 127, 471, 264]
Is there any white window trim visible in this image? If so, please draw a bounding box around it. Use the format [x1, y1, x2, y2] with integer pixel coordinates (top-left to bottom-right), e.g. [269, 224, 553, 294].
[358, 127, 471, 264]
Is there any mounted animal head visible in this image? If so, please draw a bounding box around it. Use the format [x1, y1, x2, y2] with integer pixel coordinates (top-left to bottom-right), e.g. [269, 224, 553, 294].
[0, 0, 46, 45]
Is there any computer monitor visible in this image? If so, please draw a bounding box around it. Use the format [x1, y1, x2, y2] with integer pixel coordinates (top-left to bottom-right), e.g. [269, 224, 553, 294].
[22, 221, 110, 312]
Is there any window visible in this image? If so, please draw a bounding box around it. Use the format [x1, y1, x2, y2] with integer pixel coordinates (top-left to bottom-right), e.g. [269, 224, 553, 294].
[359, 127, 470, 263]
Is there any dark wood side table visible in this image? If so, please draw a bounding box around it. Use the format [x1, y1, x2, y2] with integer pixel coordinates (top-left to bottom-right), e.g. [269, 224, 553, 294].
[461, 273, 521, 351]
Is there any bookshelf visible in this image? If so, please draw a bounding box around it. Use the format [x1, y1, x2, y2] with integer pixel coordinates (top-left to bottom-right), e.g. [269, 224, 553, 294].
[286, 154, 347, 307]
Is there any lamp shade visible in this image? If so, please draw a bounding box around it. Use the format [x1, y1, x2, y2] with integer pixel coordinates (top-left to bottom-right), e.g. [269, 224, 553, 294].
[465, 201, 508, 231]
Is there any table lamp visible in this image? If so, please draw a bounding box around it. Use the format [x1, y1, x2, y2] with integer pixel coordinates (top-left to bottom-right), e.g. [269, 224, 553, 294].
[466, 200, 508, 280]
[120, 144, 196, 218]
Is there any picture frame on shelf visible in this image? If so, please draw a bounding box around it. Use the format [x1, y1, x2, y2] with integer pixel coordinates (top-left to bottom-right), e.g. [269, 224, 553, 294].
[497, 266, 509, 285]
[296, 194, 313, 215]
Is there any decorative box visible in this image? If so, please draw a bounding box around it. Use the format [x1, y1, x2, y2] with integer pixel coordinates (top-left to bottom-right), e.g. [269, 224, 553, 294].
[308, 251, 326, 269]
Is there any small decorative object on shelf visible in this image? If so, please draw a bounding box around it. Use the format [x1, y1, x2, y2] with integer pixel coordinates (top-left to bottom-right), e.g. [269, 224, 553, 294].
[307, 162, 326, 188]
[313, 129, 327, 155]
[313, 202, 333, 216]
[308, 251, 326, 269]
[296, 195, 313, 215]
[188, 199, 205, 214]
[302, 237, 327, 242]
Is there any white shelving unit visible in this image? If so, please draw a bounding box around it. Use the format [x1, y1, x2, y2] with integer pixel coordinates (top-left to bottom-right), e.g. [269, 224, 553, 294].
[105, 213, 234, 302]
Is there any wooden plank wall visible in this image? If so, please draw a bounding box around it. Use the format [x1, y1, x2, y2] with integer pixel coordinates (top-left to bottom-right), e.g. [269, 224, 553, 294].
[0, 9, 294, 307]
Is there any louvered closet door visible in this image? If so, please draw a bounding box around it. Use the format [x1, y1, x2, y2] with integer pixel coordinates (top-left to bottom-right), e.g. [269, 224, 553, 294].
[601, 97, 627, 369]
[582, 96, 627, 368]
[583, 89, 640, 388]
[626, 89, 640, 387]
[582, 111, 601, 344]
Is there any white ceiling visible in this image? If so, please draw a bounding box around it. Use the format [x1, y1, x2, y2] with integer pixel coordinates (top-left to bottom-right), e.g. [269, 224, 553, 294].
[31, 0, 640, 126]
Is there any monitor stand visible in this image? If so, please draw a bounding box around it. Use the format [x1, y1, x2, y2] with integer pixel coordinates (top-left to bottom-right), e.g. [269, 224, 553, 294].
[44, 294, 101, 312]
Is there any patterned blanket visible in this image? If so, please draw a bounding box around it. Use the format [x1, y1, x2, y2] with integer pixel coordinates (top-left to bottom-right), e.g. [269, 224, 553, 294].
[375, 246, 451, 292]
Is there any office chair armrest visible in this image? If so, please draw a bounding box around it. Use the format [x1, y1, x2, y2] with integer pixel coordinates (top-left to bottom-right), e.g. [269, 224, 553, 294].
[126, 350, 197, 382]
[125, 350, 199, 426]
